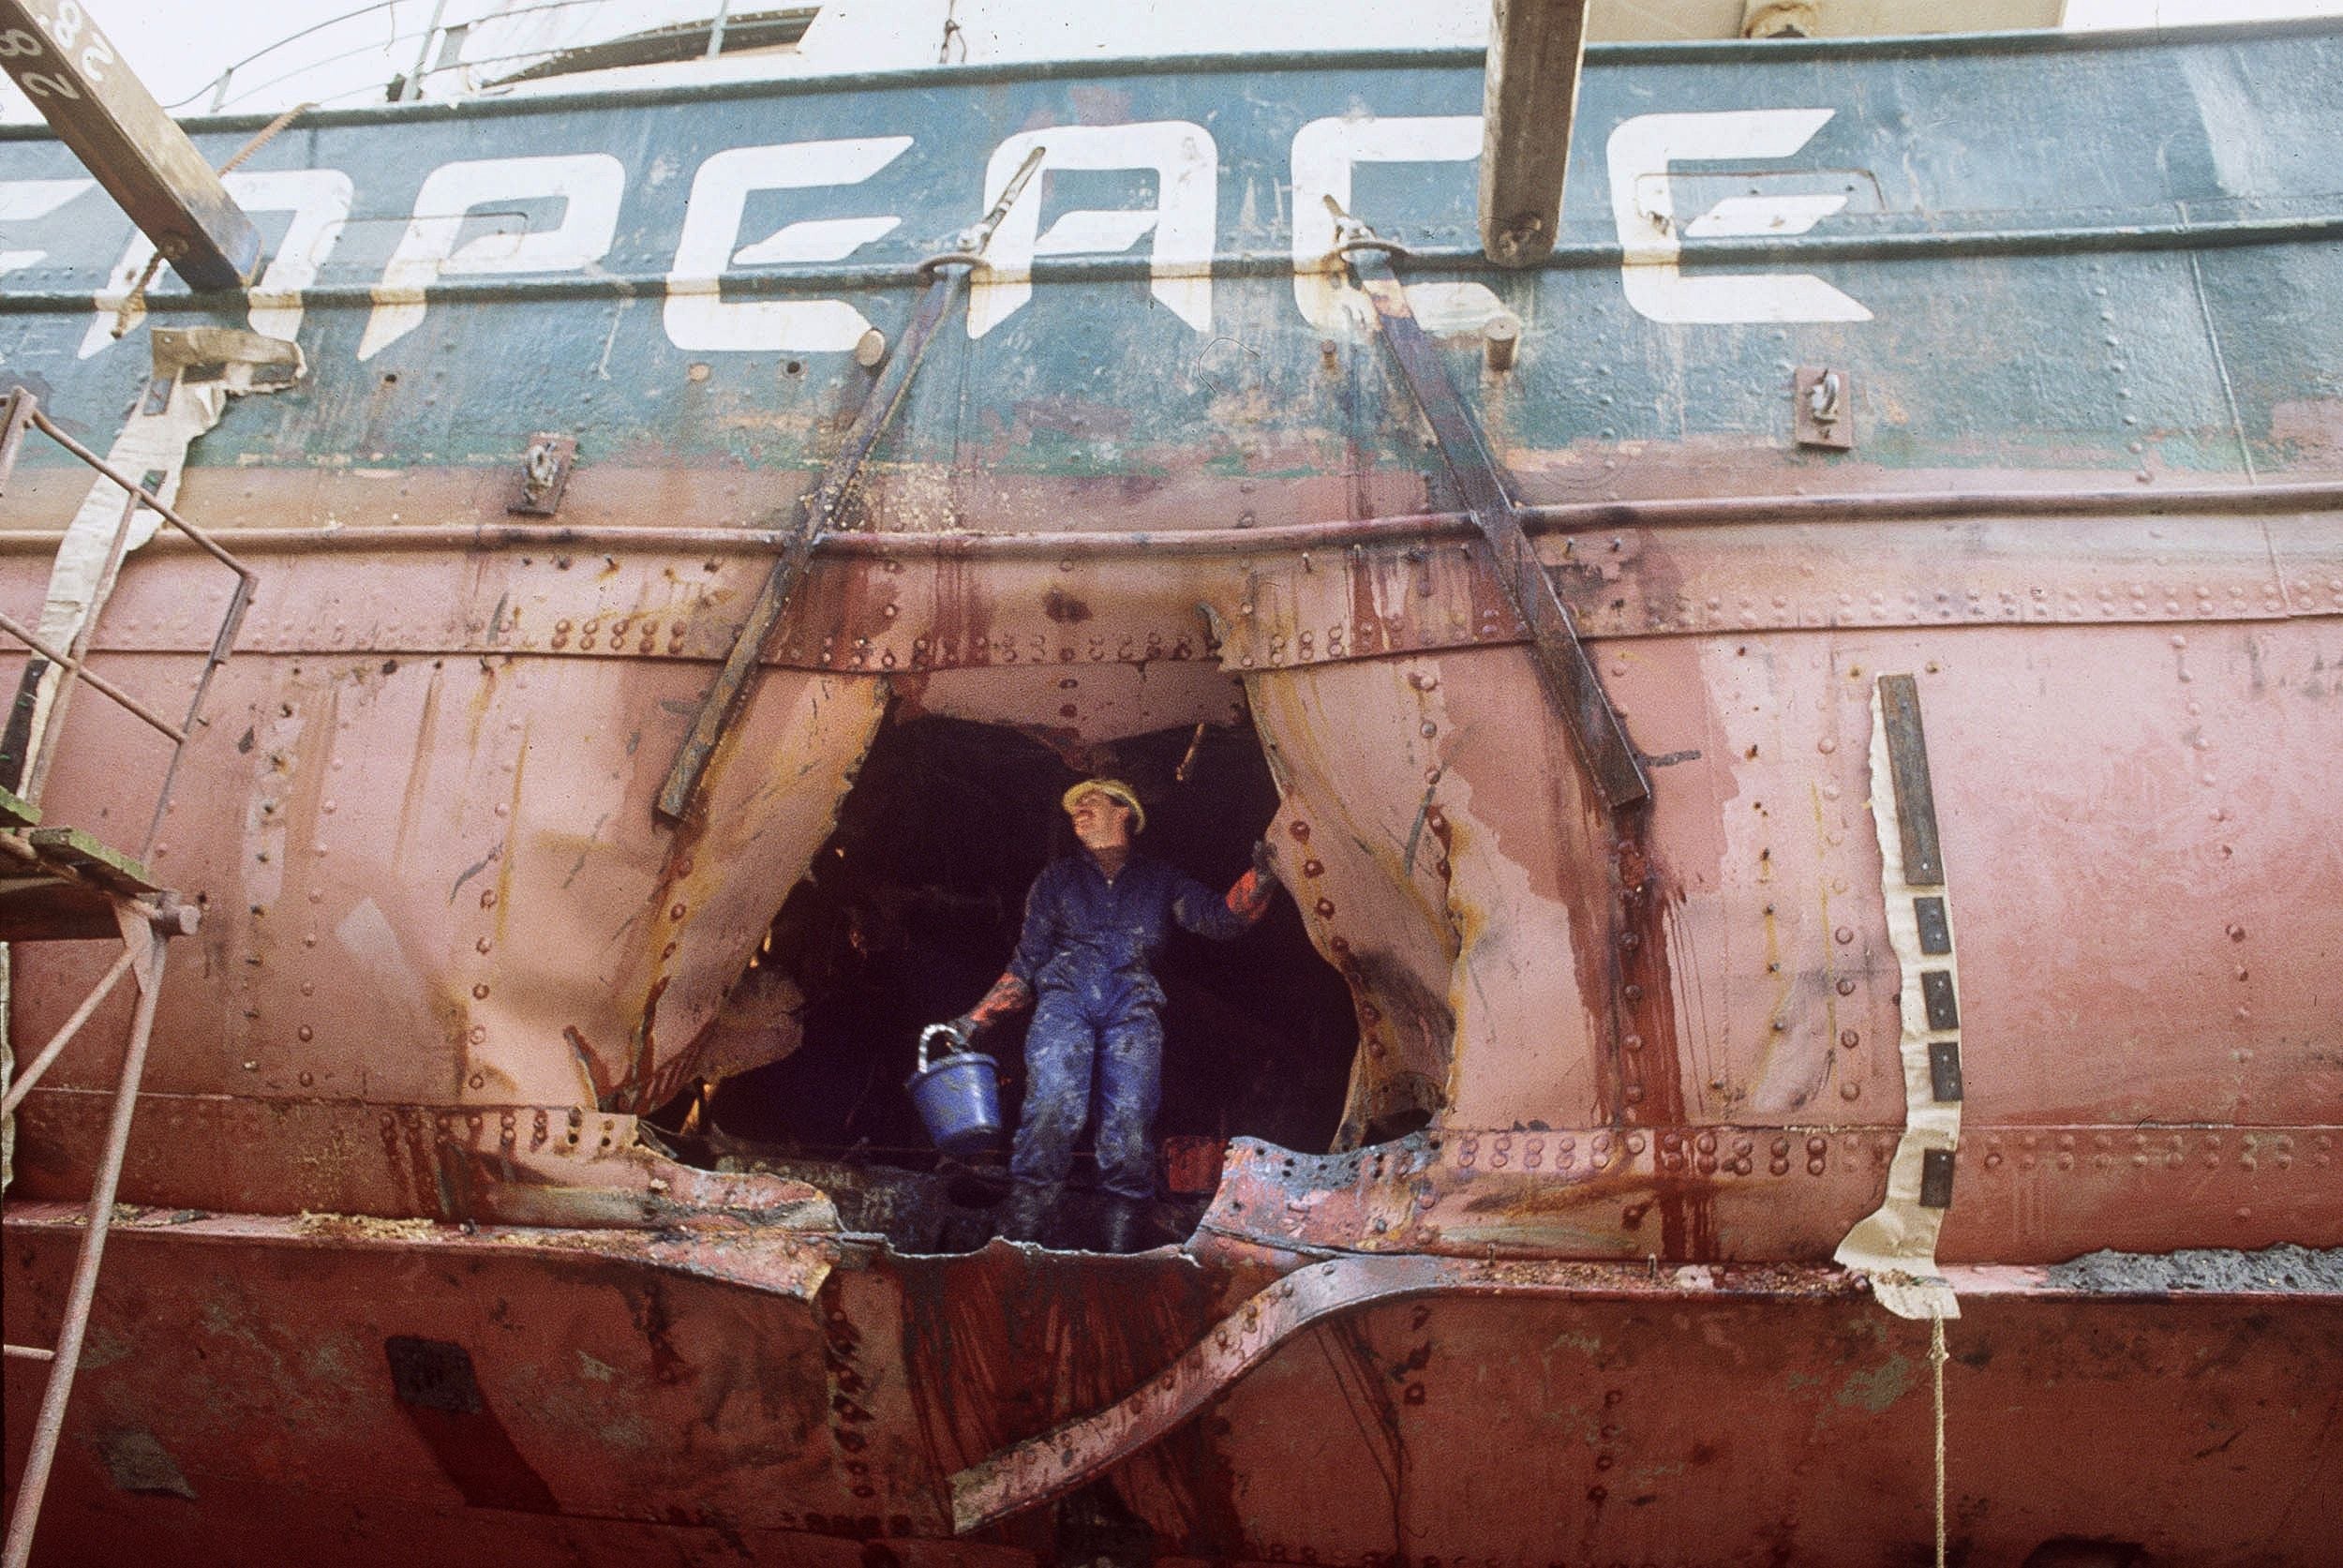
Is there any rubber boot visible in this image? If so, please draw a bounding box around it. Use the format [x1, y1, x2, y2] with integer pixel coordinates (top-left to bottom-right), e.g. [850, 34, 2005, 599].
[1097, 1195, 1154, 1255]
[995, 1182, 1056, 1246]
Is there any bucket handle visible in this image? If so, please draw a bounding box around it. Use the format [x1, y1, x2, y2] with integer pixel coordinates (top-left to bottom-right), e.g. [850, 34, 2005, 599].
[918, 1022, 977, 1074]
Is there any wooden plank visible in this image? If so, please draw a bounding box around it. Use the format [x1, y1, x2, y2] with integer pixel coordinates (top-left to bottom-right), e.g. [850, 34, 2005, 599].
[1479, 0, 1591, 267]
[0, 0, 258, 291]
[27, 825, 159, 895]
[0, 784, 38, 828]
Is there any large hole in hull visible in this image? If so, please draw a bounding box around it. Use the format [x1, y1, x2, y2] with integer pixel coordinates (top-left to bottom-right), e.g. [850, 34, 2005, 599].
[649, 709, 1357, 1250]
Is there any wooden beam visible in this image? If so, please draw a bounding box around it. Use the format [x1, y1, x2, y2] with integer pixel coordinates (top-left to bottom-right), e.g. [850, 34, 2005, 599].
[1478, 0, 1591, 268]
[27, 825, 161, 895]
[0, 877, 123, 941]
[0, 0, 259, 291]
[0, 784, 39, 828]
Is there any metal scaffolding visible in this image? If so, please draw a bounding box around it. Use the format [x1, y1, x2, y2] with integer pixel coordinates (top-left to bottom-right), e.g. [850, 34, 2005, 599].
[0, 386, 254, 1568]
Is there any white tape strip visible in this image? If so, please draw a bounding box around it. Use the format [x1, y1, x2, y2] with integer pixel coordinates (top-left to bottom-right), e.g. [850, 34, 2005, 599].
[1834, 679, 1962, 1321]
[15, 376, 234, 794]
[16, 330, 299, 795]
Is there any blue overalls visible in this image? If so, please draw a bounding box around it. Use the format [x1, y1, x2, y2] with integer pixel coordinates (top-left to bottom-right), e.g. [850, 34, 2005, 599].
[1002, 854, 1261, 1201]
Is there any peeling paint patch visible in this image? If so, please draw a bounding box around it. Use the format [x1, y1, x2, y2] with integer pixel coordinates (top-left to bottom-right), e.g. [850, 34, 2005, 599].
[76, 1322, 131, 1369]
[336, 897, 426, 1008]
[1836, 1352, 1914, 1413]
[98, 1428, 197, 1500]
[449, 850, 500, 903]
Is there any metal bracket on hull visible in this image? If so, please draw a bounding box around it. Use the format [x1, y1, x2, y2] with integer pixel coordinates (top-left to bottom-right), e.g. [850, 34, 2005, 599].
[1795, 366, 1856, 449]
[654, 146, 1048, 825]
[1330, 205, 1649, 813]
[507, 434, 575, 517]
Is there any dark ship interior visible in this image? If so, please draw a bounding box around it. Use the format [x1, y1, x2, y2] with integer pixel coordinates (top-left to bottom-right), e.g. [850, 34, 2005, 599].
[644, 710, 1361, 1250]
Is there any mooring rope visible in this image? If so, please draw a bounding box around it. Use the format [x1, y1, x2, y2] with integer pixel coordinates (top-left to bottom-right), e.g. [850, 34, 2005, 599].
[1931, 1311, 1949, 1568]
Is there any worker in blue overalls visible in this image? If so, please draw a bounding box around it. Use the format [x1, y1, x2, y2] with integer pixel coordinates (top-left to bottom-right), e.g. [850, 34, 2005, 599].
[939, 778, 1280, 1252]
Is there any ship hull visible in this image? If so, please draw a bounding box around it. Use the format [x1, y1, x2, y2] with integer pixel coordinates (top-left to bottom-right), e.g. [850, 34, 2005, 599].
[5, 19, 2342, 1567]
[8, 1205, 2342, 1566]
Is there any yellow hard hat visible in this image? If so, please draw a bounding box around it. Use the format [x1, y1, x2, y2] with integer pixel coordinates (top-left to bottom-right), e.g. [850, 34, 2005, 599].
[1062, 778, 1145, 834]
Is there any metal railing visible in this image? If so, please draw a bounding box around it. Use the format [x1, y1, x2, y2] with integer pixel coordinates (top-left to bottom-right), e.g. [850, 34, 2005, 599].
[0, 383, 231, 1568]
[0, 386, 258, 861]
[170, 0, 807, 115]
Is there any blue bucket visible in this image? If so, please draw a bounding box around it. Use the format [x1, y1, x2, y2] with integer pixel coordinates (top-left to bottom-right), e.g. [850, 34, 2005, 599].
[906, 1023, 1003, 1157]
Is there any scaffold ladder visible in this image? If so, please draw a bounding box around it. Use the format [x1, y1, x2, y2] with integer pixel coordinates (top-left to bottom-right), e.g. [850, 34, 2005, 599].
[0, 385, 251, 1568]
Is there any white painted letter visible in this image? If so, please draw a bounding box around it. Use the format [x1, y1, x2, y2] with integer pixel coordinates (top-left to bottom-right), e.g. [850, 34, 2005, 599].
[664, 136, 910, 353]
[966, 122, 1216, 338]
[1605, 110, 1871, 324]
[81, 168, 354, 357]
[1290, 115, 1503, 335]
[360, 153, 626, 361]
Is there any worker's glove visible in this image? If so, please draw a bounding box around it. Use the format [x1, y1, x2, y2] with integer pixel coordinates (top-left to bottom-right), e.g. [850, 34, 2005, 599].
[943, 1013, 981, 1047]
[1250, 838, 1281, 888]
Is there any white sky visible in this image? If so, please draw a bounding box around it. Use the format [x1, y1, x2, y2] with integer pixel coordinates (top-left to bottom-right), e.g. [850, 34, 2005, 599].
[10, 0, 524, 120]
[6, 0, 2343, 123]
[2067, 0, 2343, 20]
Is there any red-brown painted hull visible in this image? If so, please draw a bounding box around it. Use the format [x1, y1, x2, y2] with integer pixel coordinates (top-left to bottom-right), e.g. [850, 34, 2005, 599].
[5, 484, 2337, 1236]
[6, 1205, 2338, 1566]
[4, 484, 2337, 1566]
